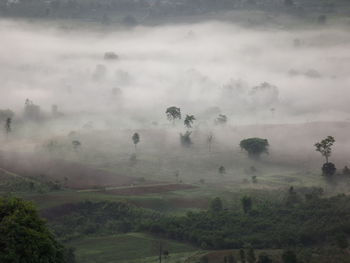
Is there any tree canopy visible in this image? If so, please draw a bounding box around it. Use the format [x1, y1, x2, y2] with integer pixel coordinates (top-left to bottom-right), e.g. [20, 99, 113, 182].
[0, 197, 65, 263]
[314, 136, 335, 164]
[240, 138, 269, 159]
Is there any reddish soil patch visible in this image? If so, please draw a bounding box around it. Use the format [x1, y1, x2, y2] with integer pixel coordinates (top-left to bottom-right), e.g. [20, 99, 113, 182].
[104, 184, 196, 195]
[0, 152, 155, 189]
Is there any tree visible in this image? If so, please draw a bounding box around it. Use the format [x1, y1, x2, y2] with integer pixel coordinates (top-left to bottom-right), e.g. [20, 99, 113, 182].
[239, 249, 246, 263]
[241, 196, 252, 214]
[207, 133, 213, 152]
[184, 114, 196, 129]
[0, 109, 14, 122]
[240, 138, 269, 159]
[122, 15, 137, 26]
[210, 197, 223, 212]
[322, 162, 336, 177]
[132, 132, 140, 150]
[24, 99, 41, 121]
[72, 140, 81, 151]
[180, 131, 192, 147]
[247, 246, 256, 263]
[251, 176, 257, 184]
[215, 114, 227, 125]
[228, 254, 236, 263]
[258, 253, 272, 263]
[166, 106, 181, 124]
[5, 117, 11, 134]
[282, 250, 297, 263]
[335, 233, 348, 249]
[343, 166, 350, 175]
[284, 0, 294, 6]
[315, 136, 336, 177]
[314, 136, 335, 164]
[0, 197, 65, 263]
[286, 186, 299, 206]
[318, 14, 327, 25]
[219, 166, 226, 175]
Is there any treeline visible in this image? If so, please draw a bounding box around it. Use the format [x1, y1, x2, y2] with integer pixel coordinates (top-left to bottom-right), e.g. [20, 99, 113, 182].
[44, 192, 350, 251]
[142, 193, 350, 250]
[45, 200, 160, 241]
[0, 0, 347, 21]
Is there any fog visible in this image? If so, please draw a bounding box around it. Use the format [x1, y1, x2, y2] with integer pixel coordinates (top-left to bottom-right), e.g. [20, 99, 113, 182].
[2, 20, 350, 122]
[1, 18, 350, 186]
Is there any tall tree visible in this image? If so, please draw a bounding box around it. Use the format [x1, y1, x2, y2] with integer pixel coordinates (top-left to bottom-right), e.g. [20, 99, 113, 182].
[166, 106, 181, 125]
[132, 132, 140, 150]
[184, 114, 196, 129]
[5, 117, 11, 134]
[0, 197, 65, 263]
[315, 136, 336, 176]
[314, 136, 335, 164]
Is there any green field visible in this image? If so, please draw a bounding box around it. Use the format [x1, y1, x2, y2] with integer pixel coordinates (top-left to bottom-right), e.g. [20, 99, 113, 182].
[67, 233, 198, 263]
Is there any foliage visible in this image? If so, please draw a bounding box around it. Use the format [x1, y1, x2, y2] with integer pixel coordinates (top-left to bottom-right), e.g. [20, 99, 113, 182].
[0, 109, 14, 122]
[184, 114, 196, 128]
[314, 136, 335, 163]
[180, 131, 192, 147]
[46, 201, 160, 241]
[132, 132, 140, 148]
[322, 162, 336, 177]
[210, 197, 223, 212]
[241, 196, 252, 214]
[143, 194, 350, 250]
[240, 138, 269, 159]
[282, 250, 297, 263]
[0, 197, 65, 263]
[166, 106, 181, 123]
[215, 114, 227, 125]
[219, 166, 226, 175]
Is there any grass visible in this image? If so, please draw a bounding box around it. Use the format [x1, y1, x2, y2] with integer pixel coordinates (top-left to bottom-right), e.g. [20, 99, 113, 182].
[67, 233, 198, 263]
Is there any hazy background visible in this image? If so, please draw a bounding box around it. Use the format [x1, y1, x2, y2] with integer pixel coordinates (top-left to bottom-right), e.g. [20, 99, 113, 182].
[1, 18, 350, 186]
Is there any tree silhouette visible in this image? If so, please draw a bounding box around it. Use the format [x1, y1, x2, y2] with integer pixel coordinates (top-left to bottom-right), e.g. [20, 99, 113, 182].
[184, 114, 196, 128]
[240, 138, 269, 159]
[207, 133, 213, 152]
[314, 136, 335, 164]
[132, 132, 140, 150]
[5, 117, 11, 135]
[180, 131, 192, 147]
[166, 106, 181, 125]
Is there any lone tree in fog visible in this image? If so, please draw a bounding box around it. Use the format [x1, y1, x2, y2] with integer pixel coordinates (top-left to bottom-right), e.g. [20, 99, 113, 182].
[166, 106, 181, 125]
[315, 136, 336, 177]
[314, 136, 335, 164]
[207, 133, 213, 152]
[132, 132, 140, 150]
[240, 138, 269, 159]
[218, 166, 226, 175]
[5, 117, 11, 135]
[184, 115, 195, 129]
